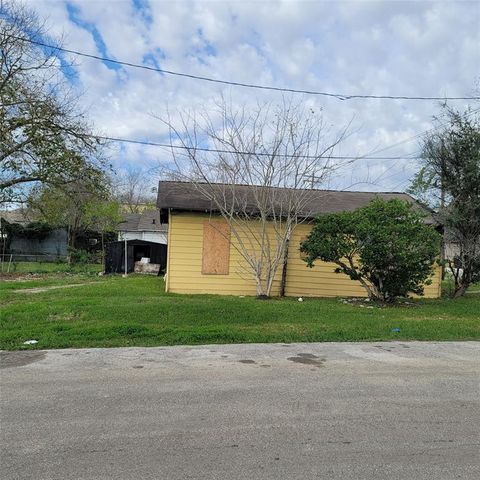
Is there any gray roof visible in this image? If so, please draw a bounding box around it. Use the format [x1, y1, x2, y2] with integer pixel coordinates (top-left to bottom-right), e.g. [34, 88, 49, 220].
[0, 208, 36, 226]
[157, 181, 436, 223]
[119, 213, 141, 231]
[118, 210, 167, 232]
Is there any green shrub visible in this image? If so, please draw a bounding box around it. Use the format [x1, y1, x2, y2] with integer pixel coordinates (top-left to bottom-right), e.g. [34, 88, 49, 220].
[301, 198, 441, 303]
[68, 248, 91, 265]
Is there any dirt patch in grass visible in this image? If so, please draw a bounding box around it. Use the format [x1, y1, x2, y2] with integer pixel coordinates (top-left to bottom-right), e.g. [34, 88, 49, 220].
[12, 282, 103, 294]
[0, 273, 45, 281]
[47, 311, 84, 322]
[338, 297, 419, 309]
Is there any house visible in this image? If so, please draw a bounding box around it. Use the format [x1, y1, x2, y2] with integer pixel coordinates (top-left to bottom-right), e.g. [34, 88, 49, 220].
[117, 210, 167, 244]
[443, 228, 479, 265]
[444, 229, 460, 262]
[0, 209, 68, 261]
[0, 208, 113, 262]
[157, 181, 442, 298]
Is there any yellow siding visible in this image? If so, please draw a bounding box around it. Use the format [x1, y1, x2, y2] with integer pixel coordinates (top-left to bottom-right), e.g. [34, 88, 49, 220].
[285, 223, 442, 298]
[166, 212, 442, 298]
[167, 212, 273, 295]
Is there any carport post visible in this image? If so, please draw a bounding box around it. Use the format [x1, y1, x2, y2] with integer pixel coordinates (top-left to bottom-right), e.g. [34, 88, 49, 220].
[123, 238, 127, 277]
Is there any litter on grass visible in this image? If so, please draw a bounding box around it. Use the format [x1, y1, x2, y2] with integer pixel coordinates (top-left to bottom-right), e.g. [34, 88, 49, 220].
[23, 340, 38, 345]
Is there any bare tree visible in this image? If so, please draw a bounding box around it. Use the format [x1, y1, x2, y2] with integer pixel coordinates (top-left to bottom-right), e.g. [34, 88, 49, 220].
[112, 167, 157, 213]
[160, 97, 350, 298]
[0, 0, 105, 203]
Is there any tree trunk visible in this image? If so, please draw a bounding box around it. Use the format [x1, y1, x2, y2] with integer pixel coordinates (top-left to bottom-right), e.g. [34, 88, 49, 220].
[452, 262, 470, 298]
[254, 270, 267, 299]
[255, 274, 271, 299]
[101, 232, 105, 267]
[453, 279, 469, 298]
[69, 230, 77, 249]
[279, 238, 290, 297]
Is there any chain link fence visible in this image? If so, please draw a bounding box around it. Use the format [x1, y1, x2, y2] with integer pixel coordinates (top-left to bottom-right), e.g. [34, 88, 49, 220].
[0, 253, 69, 273]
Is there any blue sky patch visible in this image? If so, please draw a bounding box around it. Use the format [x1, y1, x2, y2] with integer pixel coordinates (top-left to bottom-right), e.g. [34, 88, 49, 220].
[66, 2, 121, 71]
[132, 0, 153, 26]
[196, 28, 217, 57]
[142, 52, 164, 74]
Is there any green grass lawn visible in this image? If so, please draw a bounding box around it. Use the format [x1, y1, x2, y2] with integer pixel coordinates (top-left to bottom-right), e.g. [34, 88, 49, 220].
[462, 281, 479, 292]
[0, 274, 479, 350]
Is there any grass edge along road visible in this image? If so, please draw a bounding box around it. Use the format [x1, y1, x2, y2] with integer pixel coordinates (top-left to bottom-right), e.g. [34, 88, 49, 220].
[1, 273, 479, 350]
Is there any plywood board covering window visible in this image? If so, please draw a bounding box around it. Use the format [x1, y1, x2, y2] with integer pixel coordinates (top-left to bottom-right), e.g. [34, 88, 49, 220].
[202, 220, 231, 275]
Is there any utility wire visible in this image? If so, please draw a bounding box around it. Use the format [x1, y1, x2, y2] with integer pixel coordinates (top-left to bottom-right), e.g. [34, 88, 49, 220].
[87, 107, 480, 159]
[79, 107, 480, 163]
[90, 133, 419, 160]
[17, 36, 480, 102]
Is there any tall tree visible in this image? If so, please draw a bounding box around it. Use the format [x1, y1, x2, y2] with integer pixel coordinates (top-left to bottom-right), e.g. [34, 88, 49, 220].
[83, 198, 122, 263]
[409, 106, 480, 297]
[0, 0, 106, 203]
[161, 97, 350, 298]
[112, 167, 157, 213]
[28, 175, 118, 251]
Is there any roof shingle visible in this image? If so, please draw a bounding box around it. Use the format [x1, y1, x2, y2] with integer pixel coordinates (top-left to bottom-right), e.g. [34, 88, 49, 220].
[118, 210, 167, 232]
[157, 181, 436, 223]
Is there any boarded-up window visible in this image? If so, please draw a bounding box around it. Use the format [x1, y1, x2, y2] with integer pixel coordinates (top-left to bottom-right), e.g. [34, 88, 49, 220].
[202, 220, 231, 275]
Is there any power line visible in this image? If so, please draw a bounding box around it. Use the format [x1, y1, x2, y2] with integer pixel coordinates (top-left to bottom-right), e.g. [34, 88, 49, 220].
[69, 97, 480, 163]
[17, 36, 480, 102]
[91, 133, 420, 160]
[83, 106, 480, 159]
[106, 105, 480, 161]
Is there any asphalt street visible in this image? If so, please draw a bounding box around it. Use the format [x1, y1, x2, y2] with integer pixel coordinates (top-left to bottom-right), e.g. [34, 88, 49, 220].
[1, 342, 479, 479]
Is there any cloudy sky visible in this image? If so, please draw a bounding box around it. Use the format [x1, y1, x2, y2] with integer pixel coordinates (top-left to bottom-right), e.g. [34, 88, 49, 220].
[26, 0, 479, 191]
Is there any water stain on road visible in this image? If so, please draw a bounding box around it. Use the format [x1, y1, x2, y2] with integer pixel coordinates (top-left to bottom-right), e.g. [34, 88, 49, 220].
[287, 353, 325, 367]
[374, 345, 393, 352]
[238, 359, 256, 364]
[0, 351, 46, 369]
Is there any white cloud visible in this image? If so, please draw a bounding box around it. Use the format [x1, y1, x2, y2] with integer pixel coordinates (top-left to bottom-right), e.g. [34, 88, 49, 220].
[25, 0, 480, 191]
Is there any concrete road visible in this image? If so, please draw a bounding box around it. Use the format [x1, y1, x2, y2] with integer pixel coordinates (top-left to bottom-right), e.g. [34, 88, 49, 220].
[1, 342, 479, 480]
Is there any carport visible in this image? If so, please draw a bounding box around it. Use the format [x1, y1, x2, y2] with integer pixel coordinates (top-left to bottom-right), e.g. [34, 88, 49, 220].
[104, 239, 167, 274]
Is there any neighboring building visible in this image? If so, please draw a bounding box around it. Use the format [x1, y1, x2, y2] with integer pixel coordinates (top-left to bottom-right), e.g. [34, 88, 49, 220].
[0, 209, 68, 260]
[117, 210, 168, 244]
[0, 208, 35, 225]
[0, 209, 110, 261]
[443, 228, 479, 263]
[157, 181, 442, 298]
[444, 229, 460, 262]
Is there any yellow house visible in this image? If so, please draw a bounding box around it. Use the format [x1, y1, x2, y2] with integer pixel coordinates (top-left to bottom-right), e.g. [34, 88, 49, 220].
[157, 181, 442, 298]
